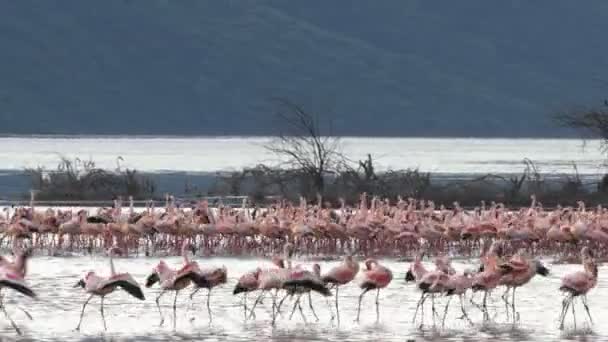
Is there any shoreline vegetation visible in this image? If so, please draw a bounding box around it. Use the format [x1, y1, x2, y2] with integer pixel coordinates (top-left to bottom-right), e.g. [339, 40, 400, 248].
[13, 155, 608, 208]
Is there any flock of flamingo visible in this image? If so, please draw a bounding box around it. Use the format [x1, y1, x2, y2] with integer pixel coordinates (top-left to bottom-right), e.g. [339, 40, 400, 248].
[3, 193, 608, 261]
[0, 193, 603, 335]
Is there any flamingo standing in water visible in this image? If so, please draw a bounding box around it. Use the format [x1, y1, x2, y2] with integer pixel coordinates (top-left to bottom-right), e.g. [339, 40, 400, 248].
[498, 249, 549, 322]
[247, 244, 293, 324]
[355, 258, 392, 323]
[74, 247, 145, 331]
[233, 268, 261, 320]
[321, 255, 359, 325]
[0, 246, 36, 335]
[411, 264, 450, 328]
[471, 241, 505, 321]
[558, 246, 597, 330]
[189, 261, 228, 324]
[282, 263, 332, 322]
[145, 241, 209, 329]
[443, 269, 474, 327]
[405, 252, 433, 327]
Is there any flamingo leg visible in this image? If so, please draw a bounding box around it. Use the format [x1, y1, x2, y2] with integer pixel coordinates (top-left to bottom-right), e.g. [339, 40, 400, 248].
[247, 290, 264, 320]
[189, 288, 200, 301]
[412, 293, 426, 324]
[155, 290, 167, 327]
[271, 289, 278, 326]
[572, 297, 577, 330]
[0, 295, 21, 335]
[207, 289, 213, 324]
[275, 293, 289, 315]
[173, 290, 179, 331]
[502, 287, 510, 321]
[581, 295, 593, 325]
[482, 292, 489, 321]
[334, 286, 340, 326]
[289, 294, 302, 320]
[100, 296, 107, 331]
[243, 293, 248, 320]
[75, 294, 94, 331]
[17, 307, 33, 321]
[297, 300, 307, 323]
[559, 295, 571, 330]
[511, 287, 518, 323]
[307, 292, 319, 322]
[431, 294, 437, 326]
[458, 294, 473, 326]
[441, 296, 452, 329]
[375, 289, 381, 323]
[355, 288, 370, 323]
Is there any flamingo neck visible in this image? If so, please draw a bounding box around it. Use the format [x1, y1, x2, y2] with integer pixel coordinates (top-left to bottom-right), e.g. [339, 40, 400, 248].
[109, 252, 116, 276]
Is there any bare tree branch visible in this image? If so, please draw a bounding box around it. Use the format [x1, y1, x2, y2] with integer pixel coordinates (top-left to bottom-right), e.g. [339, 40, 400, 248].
[554, 107, 608, 153]
[264, 98, 344, 197]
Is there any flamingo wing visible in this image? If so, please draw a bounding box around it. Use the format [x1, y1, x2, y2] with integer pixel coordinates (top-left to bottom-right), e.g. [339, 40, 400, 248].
[0, 278, 36, 298]
[282, 278, 332, 296]
[101, 279, 145, 300]
[175, 271, 210, 288]
[560, 271, 591, 294]
[103, 273, 146, 300]
[498, 259, 528, 273]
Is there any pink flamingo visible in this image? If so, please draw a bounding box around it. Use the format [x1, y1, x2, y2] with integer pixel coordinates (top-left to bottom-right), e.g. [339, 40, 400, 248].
[405, 252, 433, 327]
[321, 254, 359, 325]
[558, 246, 597, 330]
[188, 262, 228, 324]
[443, 269, 474, 327]
[282, 263, 332, 322]
[74, 247, 145, 331]
[145, 241, 208, 329]
[247, 244, 293, 324]
[498, 250, 549, 322]
[355, 258, 392, 323]
[412, 267, 450, 328]
[471, 241, 505, 321]
[233, 267, 261, 319]
[0, 247, 36, 335]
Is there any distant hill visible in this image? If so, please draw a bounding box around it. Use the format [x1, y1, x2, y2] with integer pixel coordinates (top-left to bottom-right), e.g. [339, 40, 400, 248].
[0, 1, 607, 137]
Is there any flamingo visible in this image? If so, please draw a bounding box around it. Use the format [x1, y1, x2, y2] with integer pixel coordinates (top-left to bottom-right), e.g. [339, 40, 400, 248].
[321, 254, 359, 325]
[412, 267, 450, 328]
[188, 261, 228, 324]
[471, 240, 505, 321]
[247, 244, 293, 324]
[74, 247, 145, 331]
[0, 247, 36, 335]
[233, 267, 261, 319]
[558, 246, 597, 330]
[498, 250, 549, 322]
[282, 263, 332, 322]
[145, 241, 209, 329]
[443, 269, 474, 327]
[355, 258, 392, 323]
[405, 252, 431, 326]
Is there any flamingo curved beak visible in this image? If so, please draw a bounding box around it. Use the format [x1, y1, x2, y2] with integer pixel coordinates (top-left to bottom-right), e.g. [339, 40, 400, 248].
[74, 279, 85, 288]
[536, 262, 550, 276]
[145, 272, 160, 288]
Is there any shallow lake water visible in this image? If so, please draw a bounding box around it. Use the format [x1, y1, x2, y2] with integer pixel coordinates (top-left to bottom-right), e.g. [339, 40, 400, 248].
[2, 256, 606, 341]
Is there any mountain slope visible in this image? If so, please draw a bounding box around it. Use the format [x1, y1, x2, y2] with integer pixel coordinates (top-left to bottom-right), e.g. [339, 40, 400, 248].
[0, 1, 606, 136]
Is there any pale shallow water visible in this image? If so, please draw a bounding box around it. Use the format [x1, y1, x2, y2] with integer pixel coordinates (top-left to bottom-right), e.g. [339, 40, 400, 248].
[0, 136, 604, 175]
[1, 256, 607, 341]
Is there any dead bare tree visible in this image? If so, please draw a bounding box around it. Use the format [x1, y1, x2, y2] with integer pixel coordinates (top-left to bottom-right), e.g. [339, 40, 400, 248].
[264, 98, 344, 197]
[554, 100, 608, 152]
